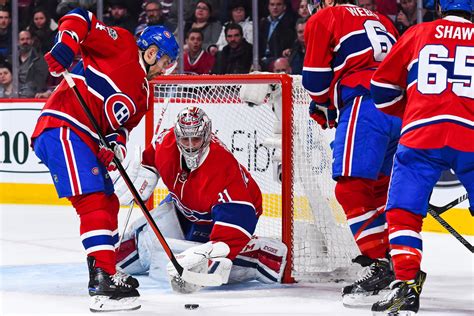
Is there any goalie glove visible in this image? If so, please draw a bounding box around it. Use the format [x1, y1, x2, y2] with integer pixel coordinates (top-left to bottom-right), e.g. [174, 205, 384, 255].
[309, 100, 338, 130]
[166, 241, 233, 294]
[113, 152, 159, 206]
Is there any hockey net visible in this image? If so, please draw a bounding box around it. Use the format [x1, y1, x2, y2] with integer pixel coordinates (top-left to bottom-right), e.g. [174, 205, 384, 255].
[147, 74, 359, 283]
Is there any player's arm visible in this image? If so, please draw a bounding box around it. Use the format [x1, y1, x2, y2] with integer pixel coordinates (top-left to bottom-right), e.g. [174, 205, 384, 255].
[370, 27, 416, 118]
[302, 11, 337, 128]
[44, 8, 94, 76]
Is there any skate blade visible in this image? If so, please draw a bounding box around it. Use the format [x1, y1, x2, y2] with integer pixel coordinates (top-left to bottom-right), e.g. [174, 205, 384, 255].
[372, 311, 416, 316]
[89, 295, 141, 312]
[343, 289, 390, 308]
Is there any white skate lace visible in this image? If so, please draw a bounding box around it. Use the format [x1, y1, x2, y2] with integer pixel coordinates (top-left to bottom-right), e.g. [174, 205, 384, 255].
[354, 265, 376, 284]
[110, 271, 131, 288]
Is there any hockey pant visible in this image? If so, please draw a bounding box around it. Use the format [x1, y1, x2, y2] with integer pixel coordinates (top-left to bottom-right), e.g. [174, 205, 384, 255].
[116, 200, 287, 284]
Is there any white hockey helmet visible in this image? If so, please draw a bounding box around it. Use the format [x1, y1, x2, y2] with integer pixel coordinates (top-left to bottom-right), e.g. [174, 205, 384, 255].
[174, 106, 212, 169]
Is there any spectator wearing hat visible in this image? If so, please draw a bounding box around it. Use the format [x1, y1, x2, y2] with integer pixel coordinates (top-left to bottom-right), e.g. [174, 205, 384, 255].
[212, 23, 252, 74]
[183, 28, 215, 74]
[215, 0, 253, 51]
[103, 0, 137, 34]
[184, 1, 222, 51]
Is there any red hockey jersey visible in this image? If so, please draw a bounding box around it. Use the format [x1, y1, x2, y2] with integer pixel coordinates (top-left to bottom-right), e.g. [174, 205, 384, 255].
[142, 128, 263, 260]
[302, 4, 398, 108]
[31, 8, 153, 152]
[371, 16, 474, 151]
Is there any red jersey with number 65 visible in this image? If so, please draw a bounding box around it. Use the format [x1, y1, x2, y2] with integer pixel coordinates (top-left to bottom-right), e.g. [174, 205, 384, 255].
[141, 128, 263, 260]
[302, 4, 398, 108]
[371, 16, 474, 151]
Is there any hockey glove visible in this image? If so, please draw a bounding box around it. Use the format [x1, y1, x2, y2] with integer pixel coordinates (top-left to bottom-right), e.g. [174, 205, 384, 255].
[45, 30, 80, 77]
[98, 132, 127, 171]
[166, 241, 233, 293]
[309, 100, 338, 129]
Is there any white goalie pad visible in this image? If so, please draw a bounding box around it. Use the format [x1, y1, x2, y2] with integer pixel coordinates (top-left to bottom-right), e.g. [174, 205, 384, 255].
[239, 71, 281, 108]
[232, 236, 288, 284]
[113, 147, 160, 206]
[166, 241, 233, 293]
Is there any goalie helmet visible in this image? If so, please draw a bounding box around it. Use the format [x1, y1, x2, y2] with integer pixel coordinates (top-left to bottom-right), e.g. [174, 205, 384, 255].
[174, 106, 212, 170]
[137, 25, 179, 63]
[438, 0, 474, 13]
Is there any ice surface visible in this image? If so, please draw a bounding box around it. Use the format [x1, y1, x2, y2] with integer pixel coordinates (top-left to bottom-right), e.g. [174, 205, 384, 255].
[1, 204, 473, 316]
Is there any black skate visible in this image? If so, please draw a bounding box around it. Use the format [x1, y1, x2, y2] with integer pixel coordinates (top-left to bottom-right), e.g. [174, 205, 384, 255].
[371, 270, 427, 316]
[87, 256, 141, 312]
[342, 255, 395, 307]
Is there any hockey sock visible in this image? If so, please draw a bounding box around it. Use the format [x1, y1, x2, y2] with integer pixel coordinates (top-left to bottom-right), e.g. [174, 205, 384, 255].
[335, 177, 389, 259]
[386, 208, 423, 281]
[69, 192, 118, 275]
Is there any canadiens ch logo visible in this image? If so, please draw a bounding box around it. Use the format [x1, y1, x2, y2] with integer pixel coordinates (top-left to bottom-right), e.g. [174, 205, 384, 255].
[164, 31, 171, 38]
[91, 167, 99, 175]
[179, 171, 188, 182]
[104, 93, 137, 130]
[107, 28, 118, 40]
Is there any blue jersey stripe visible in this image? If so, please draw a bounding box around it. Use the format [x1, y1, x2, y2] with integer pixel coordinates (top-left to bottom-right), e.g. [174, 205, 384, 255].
[82, 234, 115, 250]
[85, 67, 119, 101]
[302, 69, 333, 95]
[371, 83, 403, 107]
[67, 8, 92, 30]
[212, 203, 258, 236]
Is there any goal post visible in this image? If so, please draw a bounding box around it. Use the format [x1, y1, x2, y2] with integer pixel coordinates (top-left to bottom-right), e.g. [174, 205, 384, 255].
[146, 74, 359, 283]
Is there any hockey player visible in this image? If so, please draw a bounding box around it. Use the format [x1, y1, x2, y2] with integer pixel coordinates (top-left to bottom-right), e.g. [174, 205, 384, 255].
[302, 0, 402, 306]
[114, 106, 288, 293]
[370, 0, 473, 314]
[30, 8, 179, 312]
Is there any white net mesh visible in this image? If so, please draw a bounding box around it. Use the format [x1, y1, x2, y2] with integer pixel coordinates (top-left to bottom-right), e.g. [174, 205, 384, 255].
[151, 75, 359, 282]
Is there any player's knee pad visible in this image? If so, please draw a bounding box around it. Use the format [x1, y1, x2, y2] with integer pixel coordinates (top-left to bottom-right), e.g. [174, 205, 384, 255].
[386, 208, 423, 280]
[335, 177, 377, 212]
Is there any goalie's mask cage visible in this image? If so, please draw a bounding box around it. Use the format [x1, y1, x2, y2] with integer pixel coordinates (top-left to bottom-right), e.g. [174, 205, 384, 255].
[174, 106, 212, 170]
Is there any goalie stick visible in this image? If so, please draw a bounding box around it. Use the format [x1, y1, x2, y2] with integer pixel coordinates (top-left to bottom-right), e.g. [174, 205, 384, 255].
[62, 72, 224, 287]
[428, 193, 473, 253]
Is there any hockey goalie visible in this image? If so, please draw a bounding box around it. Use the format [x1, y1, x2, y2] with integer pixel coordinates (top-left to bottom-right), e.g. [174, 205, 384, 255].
[114, 106, 288, 293]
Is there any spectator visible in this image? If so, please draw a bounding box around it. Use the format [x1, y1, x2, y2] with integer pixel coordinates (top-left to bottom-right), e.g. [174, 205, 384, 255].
[395, 0, 436, 34]
[215, 0, 253, 51]
[135, 1, 174, 34]
[28, 7, 58, 54]
[212, 23, 252, 74]
[168, 0, 221, 32]
[184, 1, 222, 51]
[103, 0, 137, 34]
[358, 0, 377, 11]
[375, 0, 398, 21]
[0, 8, 11, 59]
[159, 0, 173, 18]
[0, 61, 12, 98]
[259, 0, 296, 71]
[17, 30, 48, 98]
[297, 0, 310, 19]
[183, 29, 215, 74]
[272, 57, 292, 74]
[282, 17, 306, 75]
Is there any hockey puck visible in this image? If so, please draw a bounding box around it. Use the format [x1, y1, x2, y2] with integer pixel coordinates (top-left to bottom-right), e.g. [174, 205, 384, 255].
[184, 304, 199, 310]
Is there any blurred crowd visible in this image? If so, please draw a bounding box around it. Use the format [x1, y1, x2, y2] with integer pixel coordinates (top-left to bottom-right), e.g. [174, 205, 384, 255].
[0, 0, 438, 99]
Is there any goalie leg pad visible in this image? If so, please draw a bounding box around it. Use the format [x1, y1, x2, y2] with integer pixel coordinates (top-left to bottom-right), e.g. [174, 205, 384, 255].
[233, 236, 288, 284]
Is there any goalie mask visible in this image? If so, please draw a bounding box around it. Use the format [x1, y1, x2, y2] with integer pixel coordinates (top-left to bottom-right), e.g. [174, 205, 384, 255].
[174, 107, 212, 170]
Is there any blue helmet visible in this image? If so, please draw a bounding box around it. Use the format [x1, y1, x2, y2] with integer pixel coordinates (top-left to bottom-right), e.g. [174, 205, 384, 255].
[438, 0, 474, 13]
[136, 25, 179, 63]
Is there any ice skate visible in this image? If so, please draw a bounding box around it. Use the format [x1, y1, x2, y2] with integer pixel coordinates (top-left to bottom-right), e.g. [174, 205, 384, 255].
[87, 256, 141, 312]
[371, 270, 427, 316]
[342, 255, 394, 307]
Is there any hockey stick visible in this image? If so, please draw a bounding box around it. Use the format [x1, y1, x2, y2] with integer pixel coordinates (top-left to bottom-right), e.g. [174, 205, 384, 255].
[62, 72, 223, 286]
[117, 201, 134, 253]
[428, 193, 473, 253]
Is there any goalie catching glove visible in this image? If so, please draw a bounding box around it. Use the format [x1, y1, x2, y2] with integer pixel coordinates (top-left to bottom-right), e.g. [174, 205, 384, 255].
[114, 147, 159, 205]
[309, 100, 338, 129]
[166, 241, 233, 294]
